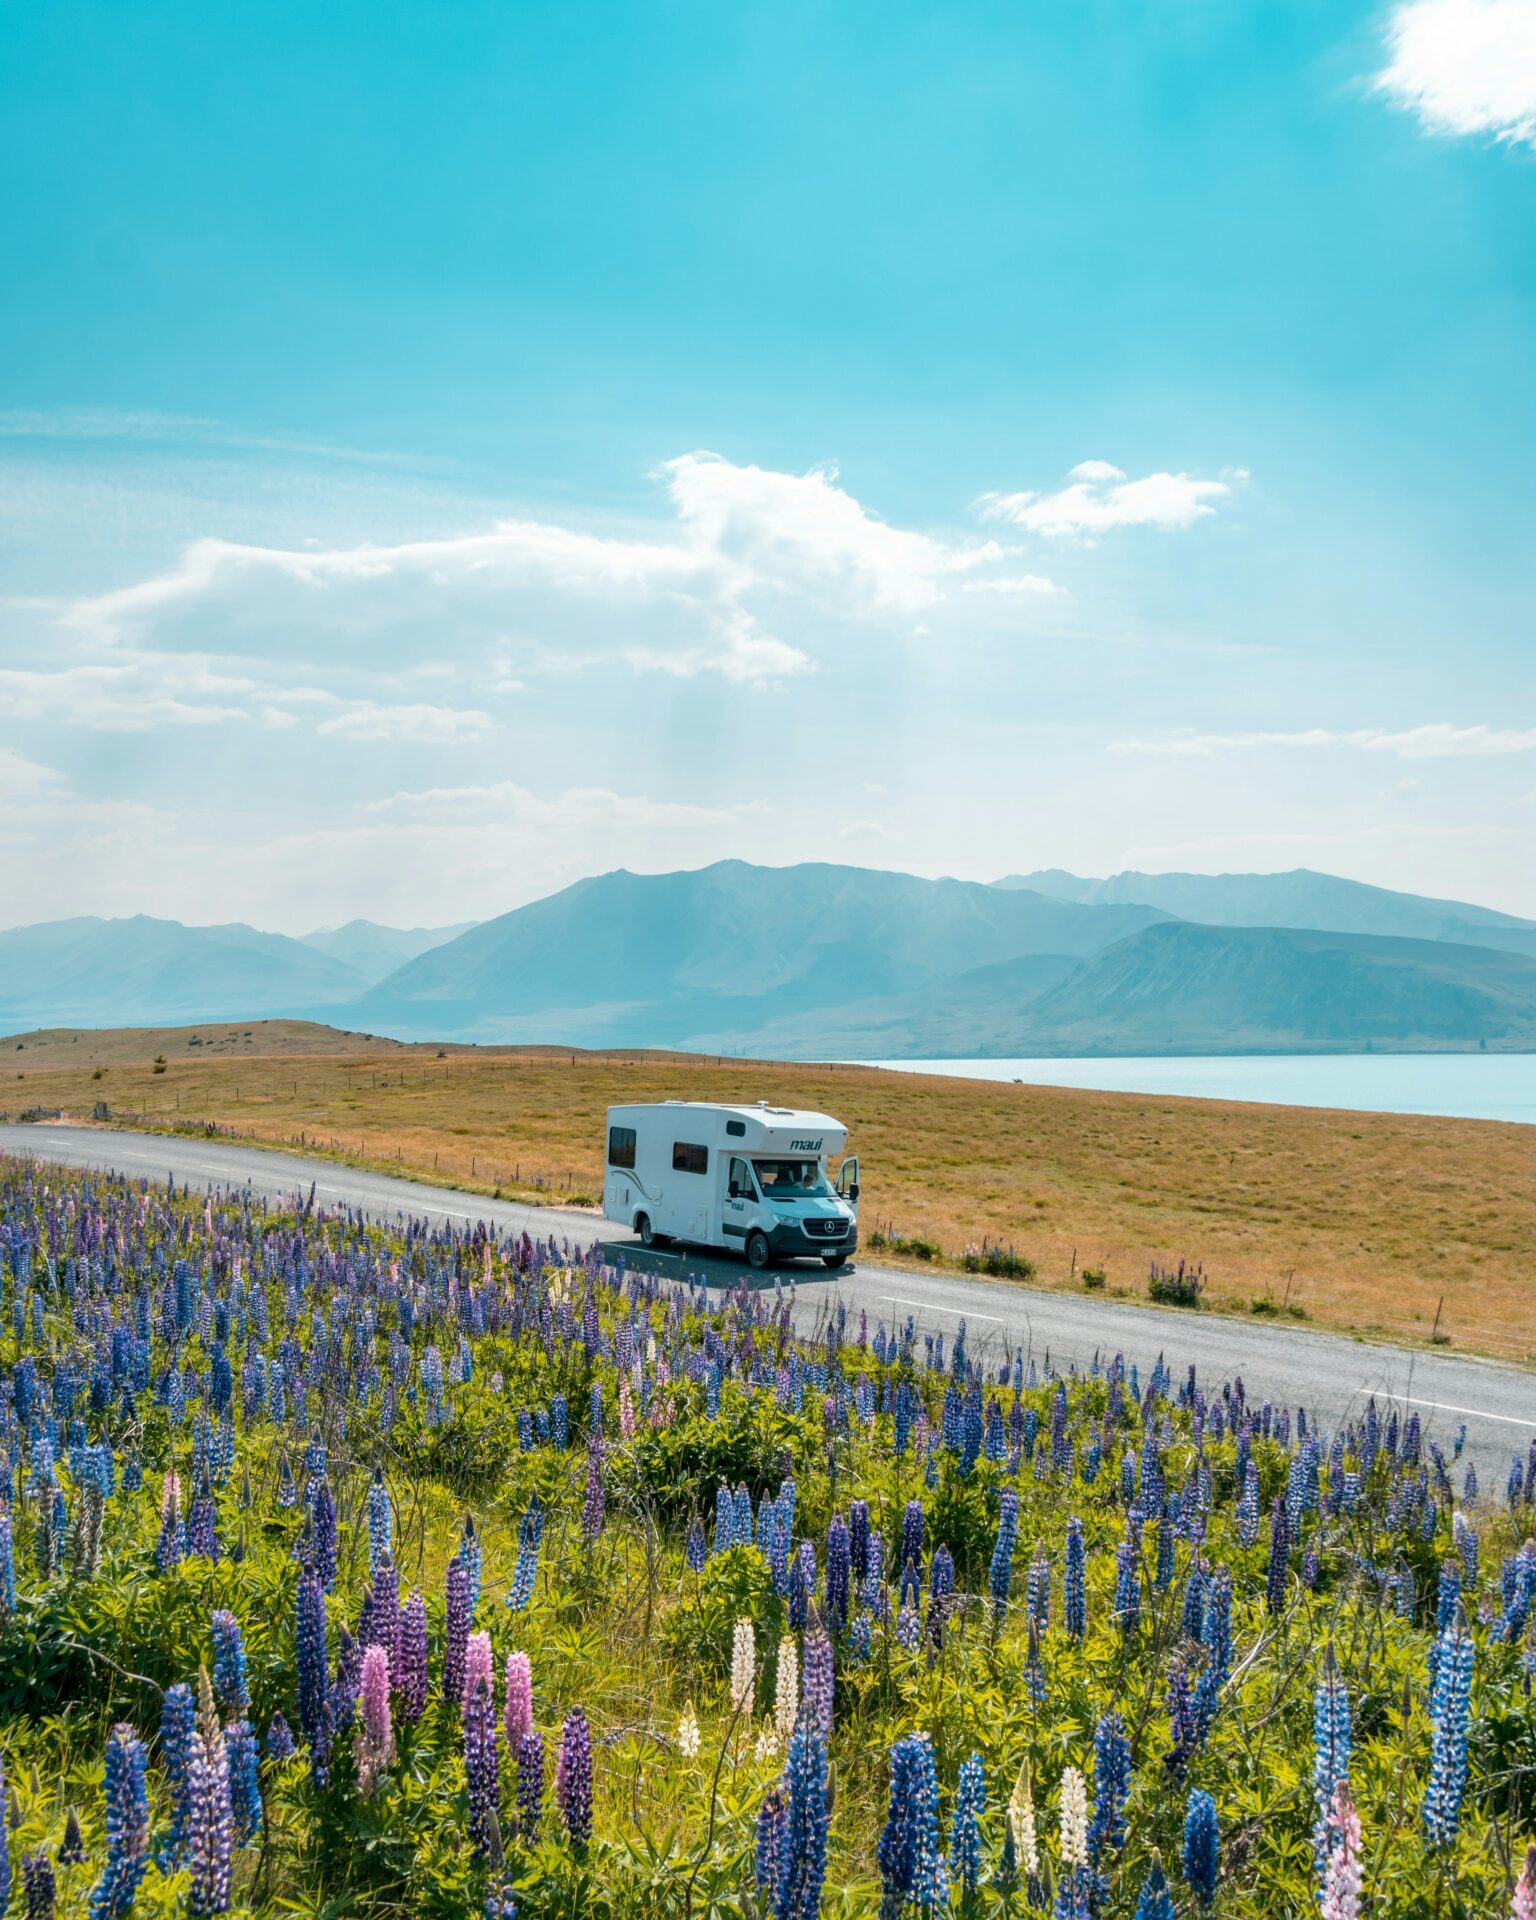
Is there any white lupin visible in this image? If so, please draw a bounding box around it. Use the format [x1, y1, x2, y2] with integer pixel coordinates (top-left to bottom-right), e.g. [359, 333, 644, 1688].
[774, 1637, 800, 1743]
[1059, 1764, 1089, 1869]
[730, 1617, 756, 1716]
[677, 1703, 701, 1757]
[1008, 1759, 1040, 1877]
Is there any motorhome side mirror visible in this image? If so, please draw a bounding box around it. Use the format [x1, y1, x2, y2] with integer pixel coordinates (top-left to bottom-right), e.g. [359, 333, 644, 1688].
[850, 1182, 860, 1204]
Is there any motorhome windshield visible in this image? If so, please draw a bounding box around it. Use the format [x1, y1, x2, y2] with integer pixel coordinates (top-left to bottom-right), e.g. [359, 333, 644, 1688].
[754, 1158, 832, 1198]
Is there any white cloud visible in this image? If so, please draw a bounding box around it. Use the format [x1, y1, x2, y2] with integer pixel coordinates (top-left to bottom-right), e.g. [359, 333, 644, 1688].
[657, 452, 1005, 615]
[0, 748, 64, 801]
[52, 450, 1025, 697]
[976, 462, 1239, 539]
[315, 701, 496, 744]
[1111, 723, 1536, 758]
[0, 658, 261, 730]
[961, 574, 1067, 597]
[363, 778, 755, 829]
[1376, 0, 1536, 148]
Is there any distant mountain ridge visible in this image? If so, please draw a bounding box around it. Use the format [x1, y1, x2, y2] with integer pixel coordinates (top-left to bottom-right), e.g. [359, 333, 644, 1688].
[995, 866, 1536, 959]
[300, 918, 477, 986]
[0, 915, 367, 1030]
[3, 862, 1534, 1055]
[351, 862, 1168, 1045]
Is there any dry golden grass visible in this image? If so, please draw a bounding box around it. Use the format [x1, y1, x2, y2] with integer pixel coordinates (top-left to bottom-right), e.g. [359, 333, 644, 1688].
[6, 1021, 1534, 1360]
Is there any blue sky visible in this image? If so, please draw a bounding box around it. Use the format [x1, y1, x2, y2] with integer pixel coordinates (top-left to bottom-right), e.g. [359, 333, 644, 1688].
[1, 0, 1533, 929]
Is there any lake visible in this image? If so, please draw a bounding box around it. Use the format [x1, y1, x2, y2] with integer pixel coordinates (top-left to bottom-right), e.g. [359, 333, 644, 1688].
[855, 1053, 1536, 1124]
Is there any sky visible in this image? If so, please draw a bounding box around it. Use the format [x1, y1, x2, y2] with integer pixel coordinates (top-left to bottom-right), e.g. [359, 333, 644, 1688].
[1, 0, 1533, 932]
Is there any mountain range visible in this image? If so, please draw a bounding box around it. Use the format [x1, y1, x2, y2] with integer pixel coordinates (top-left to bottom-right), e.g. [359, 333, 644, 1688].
[3, 862, 1535, 1056]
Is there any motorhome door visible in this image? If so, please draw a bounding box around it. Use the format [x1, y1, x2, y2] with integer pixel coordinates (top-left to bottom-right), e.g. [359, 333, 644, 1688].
[724, 1154, 757, 1245]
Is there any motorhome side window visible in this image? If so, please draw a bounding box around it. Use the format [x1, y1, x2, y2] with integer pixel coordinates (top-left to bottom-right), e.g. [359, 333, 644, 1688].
[607, 1126, 636, 1169]
[728, 1157, 755, 1197]
[672, 1141, 708, 1174]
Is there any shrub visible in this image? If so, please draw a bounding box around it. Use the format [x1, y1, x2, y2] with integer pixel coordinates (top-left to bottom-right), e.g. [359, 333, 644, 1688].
[1147, 1258, 1206, 1308]
[1081, 1266, 1107, 1290]
[960, 1242, 1036, 1280]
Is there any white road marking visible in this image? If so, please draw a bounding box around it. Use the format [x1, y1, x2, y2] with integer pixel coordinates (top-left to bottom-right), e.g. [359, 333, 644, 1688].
[1403, 1396, 1536, 1431]
[883, 1295, 1008, 1329]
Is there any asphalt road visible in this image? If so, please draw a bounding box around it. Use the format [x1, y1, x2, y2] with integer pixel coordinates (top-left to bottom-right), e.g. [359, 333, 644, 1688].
[3, 1124, 1531, 1478]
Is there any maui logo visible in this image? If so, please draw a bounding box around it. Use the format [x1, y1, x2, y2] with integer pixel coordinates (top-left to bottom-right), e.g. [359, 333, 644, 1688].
[789, 1138, 823, 1151]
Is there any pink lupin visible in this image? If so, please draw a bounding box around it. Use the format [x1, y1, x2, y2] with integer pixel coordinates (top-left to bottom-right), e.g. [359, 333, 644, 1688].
[504, 1650, 533, 1749]
[463, 1630, 494, 1713]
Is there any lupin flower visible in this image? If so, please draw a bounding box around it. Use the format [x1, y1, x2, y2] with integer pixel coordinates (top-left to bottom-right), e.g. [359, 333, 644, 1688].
[504, 1651, 533, 1751]
[731, 1617, 756, 1718]
[1266, 1498, 1290, 1615]
[516, 1730, 545, 1837]
[224, 1721, 262, 1845]
[825, 1513, 851, 1630]
[1087, 1712, 1130, 1864]
[989, 1489, 1019, 1610]
[1133, 1858, 1176, 1920]
[398, 1590, 428, 1722]
[159, 1682, 197, 1869]
[677, 1704, 701, 1757]
[555, 1708, 593, 1846]
[59, 1807, 86, 1866]
[580, 1439, 605, 1540]
[1312, 1650, 1352, 1878]
[1007, 1759, 1041, 1895]
[774, 1639, 800, 1745]
[1320, 1783, 1362, 1920]
[948, 1752, 985, 1893]
[444, 1558, 471, 1708]
[1059, 1764, 1089, 1870]
[464, 1669, 500, 1855]
[802, 1627, 834, 1738]
[187, 1727, 233, 1916]
[22, 1850, 55, 1920]
[1423, 1626, 1474, 1848]
[755, 1786, 786, 1902]
[877, 1732, 947, 1915]
[1064, 1517, 1087, 1641]
[1182, 1789, 1219, 1909]
[356, 1644, 395, 1796]
[90, 1725, 149, 1920]
[295, 1572, 333, 1784]
[266, 1714, 295, 1763]
[775, 1721, 830, 1920]
[210, 1609, 249, 1715]
[1511, 1844, 1536, 1920]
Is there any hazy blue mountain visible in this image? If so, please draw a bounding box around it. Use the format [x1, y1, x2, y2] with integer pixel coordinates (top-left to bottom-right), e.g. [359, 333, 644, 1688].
[998, 921, 1536, 1055]
[300, 918, 477, 986]
[357, 861, 1167, 1044]
[0, 916, 366, 1032]
[6, 864, 1533, 1056]
[995, 867, 1536, 959]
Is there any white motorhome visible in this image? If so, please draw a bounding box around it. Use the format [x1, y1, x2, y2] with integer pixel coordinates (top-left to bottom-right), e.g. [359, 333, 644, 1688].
[602, 1101, 860, 1270]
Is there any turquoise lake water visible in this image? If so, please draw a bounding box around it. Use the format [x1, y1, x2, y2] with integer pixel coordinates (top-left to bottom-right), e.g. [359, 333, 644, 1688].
[855, 1054, 1536, 1124]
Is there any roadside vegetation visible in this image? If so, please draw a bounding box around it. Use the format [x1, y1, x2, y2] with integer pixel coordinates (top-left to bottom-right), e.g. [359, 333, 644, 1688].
[4, 1155, 1536, 1918]
[4, 1023, 1535, 1360]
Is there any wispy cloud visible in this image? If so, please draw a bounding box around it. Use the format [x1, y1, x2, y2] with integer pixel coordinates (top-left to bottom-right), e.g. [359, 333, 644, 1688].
[0, 407, 423, 467]
[1375, 0, 1536, 149]
[39, 450, 1053, 704]
[976, 460, 1242, 540]
[1111, 723, 1536, 758]
[315, 701, 496, 744]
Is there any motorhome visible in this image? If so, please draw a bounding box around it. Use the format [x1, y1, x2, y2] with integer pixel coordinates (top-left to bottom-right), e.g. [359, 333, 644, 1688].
[602, 1100, 859, 1270]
